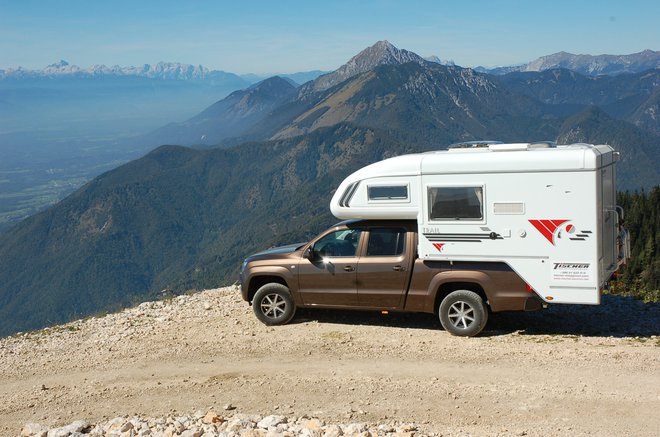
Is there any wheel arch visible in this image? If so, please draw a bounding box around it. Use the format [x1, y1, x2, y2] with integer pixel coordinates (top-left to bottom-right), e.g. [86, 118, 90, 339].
[433, 281, 488, 315]
[248, 275, 289, 302]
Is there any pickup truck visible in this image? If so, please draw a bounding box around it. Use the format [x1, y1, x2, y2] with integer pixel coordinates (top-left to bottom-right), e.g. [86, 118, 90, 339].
[240, 219, 543, 336]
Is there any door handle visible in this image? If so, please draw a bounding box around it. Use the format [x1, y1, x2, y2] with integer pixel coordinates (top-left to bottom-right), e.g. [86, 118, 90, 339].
[343, 266, 355, 272]
[392, 265, 405, 271]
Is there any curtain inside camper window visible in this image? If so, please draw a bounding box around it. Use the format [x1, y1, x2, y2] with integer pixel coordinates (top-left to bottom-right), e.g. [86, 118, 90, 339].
[428, 186, 483, 220]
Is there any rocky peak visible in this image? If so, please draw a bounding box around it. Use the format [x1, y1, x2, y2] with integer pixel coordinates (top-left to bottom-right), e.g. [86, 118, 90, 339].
[301, 40, 427, 94]
[249, 75, 296, 91]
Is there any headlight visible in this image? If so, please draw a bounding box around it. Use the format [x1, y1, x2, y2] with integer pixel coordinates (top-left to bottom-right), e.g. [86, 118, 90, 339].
[240, 259, 248, 274]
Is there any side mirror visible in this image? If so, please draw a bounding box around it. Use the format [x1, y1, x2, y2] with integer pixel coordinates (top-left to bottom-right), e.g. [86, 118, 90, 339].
[303, 247, 316, 260]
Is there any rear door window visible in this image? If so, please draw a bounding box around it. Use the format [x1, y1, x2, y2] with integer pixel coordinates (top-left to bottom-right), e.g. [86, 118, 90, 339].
[366, 228, 406, 256]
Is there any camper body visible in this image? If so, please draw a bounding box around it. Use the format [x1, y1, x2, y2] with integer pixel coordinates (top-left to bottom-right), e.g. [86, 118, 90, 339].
[330, 143, 626, 306]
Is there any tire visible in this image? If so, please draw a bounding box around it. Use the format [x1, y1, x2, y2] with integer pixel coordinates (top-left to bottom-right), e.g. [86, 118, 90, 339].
[252, 283, 296, 326]
[438, 289, 488, 337]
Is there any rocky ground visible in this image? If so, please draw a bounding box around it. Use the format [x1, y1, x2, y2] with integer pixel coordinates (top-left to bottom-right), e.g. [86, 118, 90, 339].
[1, 286, 659, 436]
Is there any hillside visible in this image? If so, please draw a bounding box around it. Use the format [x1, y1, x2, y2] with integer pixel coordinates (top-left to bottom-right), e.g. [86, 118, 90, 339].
[3, 286, 659, 437]
[497, 68, 660, 135]
[144, 76, 298, 146]
[557, 106, 660, 188]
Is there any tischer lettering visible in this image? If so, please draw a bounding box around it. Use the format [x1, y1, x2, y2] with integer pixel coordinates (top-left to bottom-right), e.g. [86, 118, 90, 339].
[554, 263, 590, 270]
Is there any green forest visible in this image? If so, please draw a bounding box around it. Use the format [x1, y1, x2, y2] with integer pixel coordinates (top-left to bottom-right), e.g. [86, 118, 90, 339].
[612, 186, 660, 302]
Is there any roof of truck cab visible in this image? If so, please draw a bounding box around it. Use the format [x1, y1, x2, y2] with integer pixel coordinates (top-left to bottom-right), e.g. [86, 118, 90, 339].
[332, 219, 418, 230]
[348, 143, 614, 180]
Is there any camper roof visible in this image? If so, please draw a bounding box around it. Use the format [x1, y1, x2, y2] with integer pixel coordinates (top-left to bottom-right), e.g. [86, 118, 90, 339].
[346, 143, 615, 181]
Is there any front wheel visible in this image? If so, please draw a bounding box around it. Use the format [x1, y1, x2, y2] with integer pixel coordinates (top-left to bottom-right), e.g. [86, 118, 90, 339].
[252, 283, 296, 326]
[439, 290, 488, 337]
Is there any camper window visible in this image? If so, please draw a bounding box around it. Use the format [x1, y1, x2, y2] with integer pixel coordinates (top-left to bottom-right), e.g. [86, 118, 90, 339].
[428, 186, 483, 221]
[367, 185, 409, 201]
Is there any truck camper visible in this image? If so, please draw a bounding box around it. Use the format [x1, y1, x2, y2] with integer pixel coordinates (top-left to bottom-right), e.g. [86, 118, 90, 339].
[240, 142, 630, 336]
[331, 142, 628, 305]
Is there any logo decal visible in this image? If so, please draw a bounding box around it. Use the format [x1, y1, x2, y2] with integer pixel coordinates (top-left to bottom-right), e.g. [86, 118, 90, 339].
[432, 243, 445, 252]
[552, 262, 592, 282]
[528, 219, 569, 245]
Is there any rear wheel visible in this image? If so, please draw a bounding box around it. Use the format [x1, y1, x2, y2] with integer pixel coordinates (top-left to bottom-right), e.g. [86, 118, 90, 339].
[439, 290, 488, 337]
[252, 283, 296, 326]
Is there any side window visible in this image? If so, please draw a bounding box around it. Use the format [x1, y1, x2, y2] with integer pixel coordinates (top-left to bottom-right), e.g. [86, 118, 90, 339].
[366, 228, 406, 256]
[367, 185, 409, 201]
[428, 186, 483, 221]
[314, 229, 362, 257]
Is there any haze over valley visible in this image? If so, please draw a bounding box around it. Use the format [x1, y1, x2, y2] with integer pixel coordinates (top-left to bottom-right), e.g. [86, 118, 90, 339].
[0, 61, 327, 232]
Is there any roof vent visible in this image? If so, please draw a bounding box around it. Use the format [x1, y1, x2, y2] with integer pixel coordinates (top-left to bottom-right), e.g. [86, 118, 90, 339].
[488, 142, 555, 151]
[529, 141, 556, 148]
[448, 140, 502, 149]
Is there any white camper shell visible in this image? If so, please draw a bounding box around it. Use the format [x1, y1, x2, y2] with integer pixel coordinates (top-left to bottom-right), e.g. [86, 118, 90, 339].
[330, 142, 629, 305]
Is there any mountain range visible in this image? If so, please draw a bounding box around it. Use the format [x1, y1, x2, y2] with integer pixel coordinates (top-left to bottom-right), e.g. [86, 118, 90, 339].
[5, 48, 657, 81]
[476, 49, 660, 76]
[0, 41, 658, 337]
[0, 60, 327, 136]
[0, 59, 326, 84]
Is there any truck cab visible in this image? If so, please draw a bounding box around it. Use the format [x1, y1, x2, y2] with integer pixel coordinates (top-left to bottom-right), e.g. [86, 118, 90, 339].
[240, 219, 538, 336]
[240, 220, 416, 310]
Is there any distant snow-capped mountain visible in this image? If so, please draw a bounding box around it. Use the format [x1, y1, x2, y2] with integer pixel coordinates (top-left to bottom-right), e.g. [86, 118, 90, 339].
[424, 55, 455, 66]
[0, 60, 232, 81]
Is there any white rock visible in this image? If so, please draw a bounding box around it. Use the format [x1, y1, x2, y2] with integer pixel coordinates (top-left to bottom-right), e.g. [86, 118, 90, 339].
[46, 420, 88, 437]
[104, 417, 126, 432]
[21, 423, 48, 437]
[323, 424, 344, 437]
[257, 415, 286, 429]
[342, 423, 367, 434]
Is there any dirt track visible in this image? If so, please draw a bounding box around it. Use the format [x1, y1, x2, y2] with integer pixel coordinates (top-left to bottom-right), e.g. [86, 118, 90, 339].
[1, 286, 659, 436]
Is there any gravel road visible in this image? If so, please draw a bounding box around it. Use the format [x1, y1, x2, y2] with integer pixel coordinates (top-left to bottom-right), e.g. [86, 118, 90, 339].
[1, 286, 659, 436]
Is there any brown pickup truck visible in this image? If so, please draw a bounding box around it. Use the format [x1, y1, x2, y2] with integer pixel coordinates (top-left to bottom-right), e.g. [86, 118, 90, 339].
[240, 219, 544, 336]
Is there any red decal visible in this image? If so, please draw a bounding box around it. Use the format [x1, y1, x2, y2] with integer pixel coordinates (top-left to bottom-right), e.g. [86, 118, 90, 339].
[529, 219, 569, 245]
[432, 243, 445, 252]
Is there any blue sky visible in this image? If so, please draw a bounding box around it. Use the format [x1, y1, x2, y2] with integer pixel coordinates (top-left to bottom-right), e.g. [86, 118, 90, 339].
[1, 0, 658, 73]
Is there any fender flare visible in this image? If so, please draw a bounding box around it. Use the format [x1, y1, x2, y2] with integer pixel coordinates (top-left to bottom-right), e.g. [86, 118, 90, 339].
[426, 270, 493, 311]
[245, 266, 296, 300]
